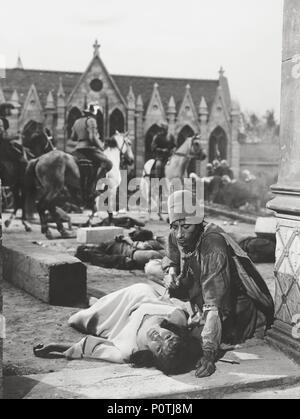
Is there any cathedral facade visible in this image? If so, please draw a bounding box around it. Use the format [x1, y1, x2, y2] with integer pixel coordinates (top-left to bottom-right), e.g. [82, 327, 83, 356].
[0, 42, 241, 177]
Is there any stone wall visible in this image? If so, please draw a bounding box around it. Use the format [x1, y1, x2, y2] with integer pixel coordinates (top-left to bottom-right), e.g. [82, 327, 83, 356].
[240, 142, 280, 181]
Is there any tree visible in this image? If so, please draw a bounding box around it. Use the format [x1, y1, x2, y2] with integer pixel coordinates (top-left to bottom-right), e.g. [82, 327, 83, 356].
[264, 110, 277, 129]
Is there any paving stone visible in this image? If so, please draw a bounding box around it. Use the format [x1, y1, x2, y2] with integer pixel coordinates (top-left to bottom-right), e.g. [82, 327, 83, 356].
[4, 344, 300, 399]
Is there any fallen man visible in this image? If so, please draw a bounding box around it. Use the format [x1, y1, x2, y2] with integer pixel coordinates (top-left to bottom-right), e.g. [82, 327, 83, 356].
[34, 283, 200, 375]
[161, 190, 275, 378]
[75, 231, 166, 270]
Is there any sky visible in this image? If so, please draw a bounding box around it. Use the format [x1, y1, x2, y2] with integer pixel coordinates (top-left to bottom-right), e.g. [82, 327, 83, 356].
[0, 0, 284, 117]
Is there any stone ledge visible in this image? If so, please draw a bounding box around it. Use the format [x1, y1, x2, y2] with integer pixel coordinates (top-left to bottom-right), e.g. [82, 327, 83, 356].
[265, 320, 300, 365]
[2, 241, 87, 307]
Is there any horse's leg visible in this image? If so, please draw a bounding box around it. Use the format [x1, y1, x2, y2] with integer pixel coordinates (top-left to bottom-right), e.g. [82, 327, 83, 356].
[49, 205, 74, 238]
[36, 195, 52, 239]
[4, 186, 18, 228]
[20, 186, 32, 232]
[107, 186, 117, 226]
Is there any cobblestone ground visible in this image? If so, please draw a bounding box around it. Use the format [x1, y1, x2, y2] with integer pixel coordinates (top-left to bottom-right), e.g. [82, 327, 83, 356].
[2, 212, 275, 377]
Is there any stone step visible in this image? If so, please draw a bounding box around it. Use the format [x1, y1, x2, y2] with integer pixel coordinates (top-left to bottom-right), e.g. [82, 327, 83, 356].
[2, 241, 87, 307]
[77, 226, 124, 245]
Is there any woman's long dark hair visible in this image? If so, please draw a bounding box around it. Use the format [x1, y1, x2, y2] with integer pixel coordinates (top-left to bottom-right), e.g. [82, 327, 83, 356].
[128, 320, 201, 375]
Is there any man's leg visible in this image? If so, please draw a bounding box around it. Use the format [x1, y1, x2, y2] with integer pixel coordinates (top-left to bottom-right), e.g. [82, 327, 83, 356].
[93, 150, 113, 178]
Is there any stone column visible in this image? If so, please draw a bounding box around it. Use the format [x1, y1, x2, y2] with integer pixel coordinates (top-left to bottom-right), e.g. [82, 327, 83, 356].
[127, 86, 136, 151]
[230, 103, 241, 179]
[167, 96, 176, 137]
[45, 91, 56, 134]
[9, 90, 21, 136]
[56, 78, 66, 150]
[198, 97, 209, 177]
[0, 179, 3, 399]
[135, 95, 144, 177]
[266, 0, 300, 362]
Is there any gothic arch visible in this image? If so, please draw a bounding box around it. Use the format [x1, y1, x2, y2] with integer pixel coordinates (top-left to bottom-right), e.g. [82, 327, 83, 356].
[177, 125, 195, 148]
[145, 124, 161, 161]
[109, 108, 125, 136]
[67, 106, 82, 138]
[208, 126, 228, 162]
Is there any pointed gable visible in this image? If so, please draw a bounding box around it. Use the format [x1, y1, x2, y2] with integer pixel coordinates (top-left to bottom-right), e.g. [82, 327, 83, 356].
[127, 85, 135, 110]
[144, 83, 166, 131]
[46, 90, 55, 110]
[20, 84, 44, 126]
[177, 84, 199, 131]
[209, 85, 231, 135]
[67, 44, 126, 112]
[167, 96, 176, 115]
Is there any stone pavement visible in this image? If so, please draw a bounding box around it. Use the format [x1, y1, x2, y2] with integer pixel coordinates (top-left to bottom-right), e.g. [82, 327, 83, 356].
[4, 344, 300, 399]
[2, 212, 299, 399]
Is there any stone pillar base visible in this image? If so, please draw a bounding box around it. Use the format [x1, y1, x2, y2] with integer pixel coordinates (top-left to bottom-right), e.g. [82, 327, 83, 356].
[267, 195, 300, 364]
[266, 320, 300, 364]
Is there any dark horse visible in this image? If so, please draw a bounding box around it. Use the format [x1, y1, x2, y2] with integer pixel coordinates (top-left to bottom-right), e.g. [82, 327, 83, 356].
[0, 117, 38, 231]
[25, 131, 134, 239]
[0, 143, 32, 232]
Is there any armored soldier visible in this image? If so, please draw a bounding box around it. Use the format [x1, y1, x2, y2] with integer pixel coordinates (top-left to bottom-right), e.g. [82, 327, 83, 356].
[71, 104, 112, 177]
[151, 122, 176, 177]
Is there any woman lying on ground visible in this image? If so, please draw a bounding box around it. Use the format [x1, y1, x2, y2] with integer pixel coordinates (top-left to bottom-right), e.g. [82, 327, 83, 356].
[33, 283, 201, 375]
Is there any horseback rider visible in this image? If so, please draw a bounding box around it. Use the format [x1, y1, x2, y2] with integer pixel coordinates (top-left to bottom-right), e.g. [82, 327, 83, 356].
[151, 122, 176, 177]
[0, 117, 28, 170]
[71, 104, 113, 178]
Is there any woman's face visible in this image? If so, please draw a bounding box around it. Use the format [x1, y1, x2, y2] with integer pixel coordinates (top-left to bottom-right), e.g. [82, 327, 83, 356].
[145, 325, 177, 357]
[138, 316, 177, 357]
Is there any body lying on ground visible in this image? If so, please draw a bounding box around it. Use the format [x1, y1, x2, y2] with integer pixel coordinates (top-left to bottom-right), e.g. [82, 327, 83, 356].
[33, 283, 201, 375]
[75, 233, 166, 270]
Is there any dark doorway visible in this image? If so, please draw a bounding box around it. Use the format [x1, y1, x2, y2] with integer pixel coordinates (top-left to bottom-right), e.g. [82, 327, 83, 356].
[67, 107, 82, 138]
[109, 109, 125, 136]
[145, 124, 161, 161]
[209, 126, 228, 162]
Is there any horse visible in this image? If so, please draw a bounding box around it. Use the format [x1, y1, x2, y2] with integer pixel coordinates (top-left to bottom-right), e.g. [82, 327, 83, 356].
[25, 132, 134, 238]
[140, 135, 206, 220]
[95, 131, 134, 224]
[0, 118, 53, 232]
[22, 120, 56, 157]
[0, 155, 32, 232]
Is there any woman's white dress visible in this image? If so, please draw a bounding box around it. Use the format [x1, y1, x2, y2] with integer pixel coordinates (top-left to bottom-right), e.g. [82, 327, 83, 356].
[64, 284, 188, 363]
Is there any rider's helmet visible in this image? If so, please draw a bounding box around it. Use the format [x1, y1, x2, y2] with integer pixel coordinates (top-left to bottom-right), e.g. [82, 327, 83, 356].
[83, 103, 100, 116]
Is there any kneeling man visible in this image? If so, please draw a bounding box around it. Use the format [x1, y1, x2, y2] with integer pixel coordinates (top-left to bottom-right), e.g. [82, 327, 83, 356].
[162, 190, 274, 378]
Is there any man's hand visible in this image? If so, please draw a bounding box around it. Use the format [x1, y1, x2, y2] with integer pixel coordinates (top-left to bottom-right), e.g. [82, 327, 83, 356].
[163, 267, 179, 290]
[195, 350, 216, 378]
